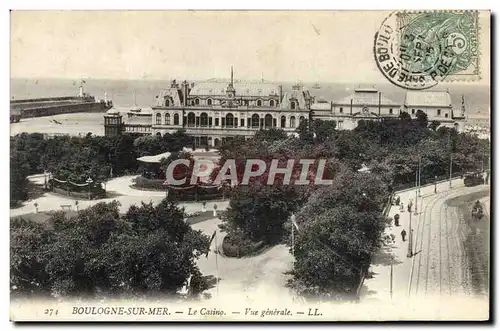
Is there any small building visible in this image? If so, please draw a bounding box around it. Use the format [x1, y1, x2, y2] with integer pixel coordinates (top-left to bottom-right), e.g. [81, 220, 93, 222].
[404, 90, 465, 131]
[312, 87, 400, 130]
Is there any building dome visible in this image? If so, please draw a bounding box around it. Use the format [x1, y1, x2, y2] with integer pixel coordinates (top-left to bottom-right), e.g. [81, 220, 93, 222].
[106, 108, 120, 115]
[130, 105, 142, 112]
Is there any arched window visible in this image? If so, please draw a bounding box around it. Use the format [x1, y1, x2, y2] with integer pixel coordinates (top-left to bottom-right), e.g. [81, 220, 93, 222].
[195, 98, 200, 105]
[156, 132, 162, 137]
[280, 115, 286, 128]
[207, 98, 212, 106]
[165, 113, 170, 125]
[299, 116, 305, 123]
[187, 112, 196, 127]
[200, 113, 208, 127]
[257, 99, 262, 107]
[165, 98, 170, 107]
[156, 113, 162, 125]
[225, 113, 235, 127]
[270, 100, 275, 107]
[291, 101, 296, 110]
[174, 113, 179, 125]
[251, 114, 260, 128]
[264, 114, 273, 128]
[290, 116, 296, 128]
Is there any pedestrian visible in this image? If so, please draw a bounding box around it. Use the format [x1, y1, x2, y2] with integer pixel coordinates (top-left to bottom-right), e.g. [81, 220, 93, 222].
[394, 214, 400, 227]
[400, 202, 404, 212]
[401, 229, 407, 242]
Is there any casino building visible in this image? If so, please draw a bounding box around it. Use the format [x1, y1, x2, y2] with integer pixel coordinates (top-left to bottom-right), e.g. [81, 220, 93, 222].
[105, 67, 313, 146]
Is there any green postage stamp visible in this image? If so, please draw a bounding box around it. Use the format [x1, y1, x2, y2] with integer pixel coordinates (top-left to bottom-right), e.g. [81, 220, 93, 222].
[374, 10, 480, 90]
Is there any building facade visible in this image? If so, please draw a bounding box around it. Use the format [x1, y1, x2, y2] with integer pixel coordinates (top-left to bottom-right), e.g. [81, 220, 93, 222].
[148, 68, 312, 147]
[404, 90, 465, 131]
[312, 88, 401, 130]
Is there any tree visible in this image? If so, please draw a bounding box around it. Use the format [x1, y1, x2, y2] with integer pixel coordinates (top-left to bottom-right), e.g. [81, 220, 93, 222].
[254, 128, 288, 144]
[10, 149, 30, 206]
[221, 182, 302, 244]
[289, 205, 386, 299]
[429, 120, 441, 131]
[415, 109, 428, 128]
[399, 111, 412, 121]
[11, 200, 210, 299]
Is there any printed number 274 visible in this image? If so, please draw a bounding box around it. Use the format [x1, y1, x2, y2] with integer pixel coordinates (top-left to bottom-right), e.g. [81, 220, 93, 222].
[44, 309, 59, 316]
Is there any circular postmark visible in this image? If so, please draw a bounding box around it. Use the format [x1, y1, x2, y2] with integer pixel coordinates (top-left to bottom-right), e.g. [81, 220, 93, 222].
[374, 11, 477, 90]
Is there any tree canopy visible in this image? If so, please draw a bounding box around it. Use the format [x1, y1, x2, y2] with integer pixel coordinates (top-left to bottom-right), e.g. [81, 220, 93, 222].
[11, 199, 210, 299]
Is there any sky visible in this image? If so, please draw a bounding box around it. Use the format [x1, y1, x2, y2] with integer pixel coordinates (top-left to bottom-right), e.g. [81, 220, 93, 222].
[10, 10, 490, 84]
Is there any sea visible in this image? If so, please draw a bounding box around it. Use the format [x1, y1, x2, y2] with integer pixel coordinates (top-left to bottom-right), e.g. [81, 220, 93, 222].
[10, 78, 491, 116]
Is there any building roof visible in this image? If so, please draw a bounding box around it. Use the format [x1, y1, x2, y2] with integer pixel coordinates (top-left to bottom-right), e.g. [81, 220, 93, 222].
[280, 88, 311, 110]
[311, 101, 331, 110]
[106, 108, 120, 115]
[335, 89, 400, 106]
[137, 152, 172, 163]
[189, 79, 280, 97]
[125, 116, 152, 125]
[404, 91, 452, 108]
[154, 87, 183, 107]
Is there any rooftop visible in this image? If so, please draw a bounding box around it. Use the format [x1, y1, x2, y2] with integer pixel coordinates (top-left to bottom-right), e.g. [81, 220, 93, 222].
[137, 152, 172, 164]
[189, 79, 280, 97]
[404, 91, 452, 108]
[335, 89, 400, 106]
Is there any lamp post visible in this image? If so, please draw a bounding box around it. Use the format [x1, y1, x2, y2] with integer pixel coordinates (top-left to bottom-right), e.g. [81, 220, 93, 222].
[86, 177, 93, 200]
[417, 155, 421, 197]
[434, 175, 438, 193]
[290, 214, 299, 267]
[407, 211, 413, 258]
[414, 169, 418, 216]
[44, 170, 48, 190]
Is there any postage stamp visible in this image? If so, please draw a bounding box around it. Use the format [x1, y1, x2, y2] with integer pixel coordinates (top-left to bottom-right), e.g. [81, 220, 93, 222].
[374, 10, 480, 90]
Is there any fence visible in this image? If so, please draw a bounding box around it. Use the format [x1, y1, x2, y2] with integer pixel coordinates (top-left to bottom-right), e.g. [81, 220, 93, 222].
[49, 178, 106, 200]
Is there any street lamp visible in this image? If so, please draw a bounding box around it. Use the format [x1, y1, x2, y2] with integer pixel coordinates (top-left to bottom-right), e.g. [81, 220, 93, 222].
[290, 214, 297, 259]
[86, 177, 93, 200]
[407, 211, 413, 258]
[44, 170, 48, 190]
[434, 175, 438, 193]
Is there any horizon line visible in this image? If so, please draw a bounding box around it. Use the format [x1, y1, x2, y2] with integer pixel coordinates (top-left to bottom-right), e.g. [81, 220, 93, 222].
[10, 76, 489, 87]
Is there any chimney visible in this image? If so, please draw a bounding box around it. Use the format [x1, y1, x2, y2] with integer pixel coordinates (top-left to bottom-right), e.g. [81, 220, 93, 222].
[279, 85, 283, 104]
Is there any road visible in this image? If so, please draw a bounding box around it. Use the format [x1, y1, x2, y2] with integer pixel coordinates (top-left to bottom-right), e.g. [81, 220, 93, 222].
[191, 217, 295, 304]
[408, 184, 490, 299]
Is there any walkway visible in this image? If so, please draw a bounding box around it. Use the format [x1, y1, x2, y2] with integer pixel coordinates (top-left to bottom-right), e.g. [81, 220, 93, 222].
[192, 217, 295, 305]
[11, 175, 228, 217]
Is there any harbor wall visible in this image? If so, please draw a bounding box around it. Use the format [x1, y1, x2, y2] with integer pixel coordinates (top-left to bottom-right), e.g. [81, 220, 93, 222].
[12, 101, 112, 118]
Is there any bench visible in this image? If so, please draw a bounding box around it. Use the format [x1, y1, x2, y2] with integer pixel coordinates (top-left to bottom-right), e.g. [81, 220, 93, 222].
[60, 204, 72, 211]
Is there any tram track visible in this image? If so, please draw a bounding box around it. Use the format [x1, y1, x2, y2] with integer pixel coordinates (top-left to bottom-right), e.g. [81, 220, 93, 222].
[408, 186, 471, 298]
